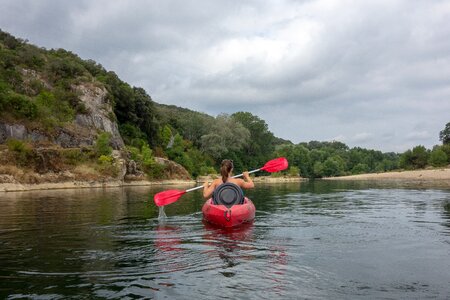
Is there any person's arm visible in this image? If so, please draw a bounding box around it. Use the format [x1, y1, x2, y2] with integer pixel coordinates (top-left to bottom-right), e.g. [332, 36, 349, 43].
[203, 179, 218, 199]
[240, 171, 254, 189]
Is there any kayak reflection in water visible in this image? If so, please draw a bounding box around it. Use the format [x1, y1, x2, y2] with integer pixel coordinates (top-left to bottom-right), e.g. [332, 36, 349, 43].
[202, 159, 255, 199]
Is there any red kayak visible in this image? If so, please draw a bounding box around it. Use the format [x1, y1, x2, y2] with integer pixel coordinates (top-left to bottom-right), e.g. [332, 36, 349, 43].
[202, 197, 256, 228]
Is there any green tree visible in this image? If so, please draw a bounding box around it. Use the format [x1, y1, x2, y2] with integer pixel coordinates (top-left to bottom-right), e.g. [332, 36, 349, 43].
[440, 122, 450, 144]
[177, 112, 213, 146]
[200, 114, 250, 160]
[103, 72, 159, 146]
[411, 145, 429, 169]
[400, 146, 429, 169]
[231, 112, 276, 168]
[158, 125, 173, 149]
[352, 163, 369, 174]
[375, 159, 394, 172]
[119, 123, 148, 148]
[200, 133, 227, 159]
[441, 144, 450, 162]
[132, 87, 159, 144]
[274, 144, 311, 177]
[429, 147, 448, 167]
[166, 133, 185, 160]
[313, 161, 324, 178]
[323, 156, 346, 177]
[399, 150, 413, 169]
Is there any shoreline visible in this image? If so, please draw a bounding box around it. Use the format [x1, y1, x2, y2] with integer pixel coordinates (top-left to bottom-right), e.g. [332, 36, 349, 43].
[324, 168, 450, 182]
[0, 179, 197, 192]
[0, 176, 307, 192]
[2, 168, 449, 192]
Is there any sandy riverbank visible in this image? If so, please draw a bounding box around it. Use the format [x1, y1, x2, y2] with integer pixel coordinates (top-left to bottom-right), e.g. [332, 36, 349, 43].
[324, 168, 450, 182]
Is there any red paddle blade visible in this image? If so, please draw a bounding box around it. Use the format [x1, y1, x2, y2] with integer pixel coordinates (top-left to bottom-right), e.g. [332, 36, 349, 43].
[261, 157, 289, 172]
[154, 190, 186, 207]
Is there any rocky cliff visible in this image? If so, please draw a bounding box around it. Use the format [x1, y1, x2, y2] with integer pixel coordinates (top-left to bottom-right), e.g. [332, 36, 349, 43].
[0, 92, 194, 185]
[0, 78, 192, 185]
[0, 82, 124, 149]
[0, 30, 192, 187]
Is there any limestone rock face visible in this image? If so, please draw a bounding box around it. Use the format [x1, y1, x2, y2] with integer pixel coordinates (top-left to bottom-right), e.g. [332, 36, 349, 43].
[0, 83, 124, 149]
[0, 124, 27, 142]
[74, 83, 124, 149]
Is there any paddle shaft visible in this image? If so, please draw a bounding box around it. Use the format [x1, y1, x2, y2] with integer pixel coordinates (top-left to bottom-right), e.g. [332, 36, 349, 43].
[185, 168, 260, 193]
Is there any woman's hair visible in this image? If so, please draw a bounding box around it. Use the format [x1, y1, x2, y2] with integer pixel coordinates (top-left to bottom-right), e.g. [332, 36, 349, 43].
[221, 159, 234, 183]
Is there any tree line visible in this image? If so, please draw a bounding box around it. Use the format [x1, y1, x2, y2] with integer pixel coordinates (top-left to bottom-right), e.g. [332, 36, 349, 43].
[1, 30, 449, 179]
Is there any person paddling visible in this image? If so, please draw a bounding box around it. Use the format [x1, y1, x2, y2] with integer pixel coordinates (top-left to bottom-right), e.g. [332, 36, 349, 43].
[203, 159, 254, 199]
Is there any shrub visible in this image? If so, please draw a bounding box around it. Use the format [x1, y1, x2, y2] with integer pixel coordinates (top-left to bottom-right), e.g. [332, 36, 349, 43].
[61, 148, 87, 165]
[48, 57, 85, 81]
[429, 148, 448, 167]
[7, 138, 28, 152]
[18, 46, 45, 68]
[94, 132, 113, 156]
[141, 143, 154, 169]
[27, 79, 45, 96]
[148, 162, 165, 179]
[200, 166, 216, 176]
[98, 154, 113, 164]
[270, 171, 283, 177]
[53, 87, 86, 114]
[35, 91, 75, 123]
[125, 143, 164, 179]
[3, 93, 37, 119]
[288, 166, 300, 176]
[96, 154, 118, 176]
[6, 138, 33, 166]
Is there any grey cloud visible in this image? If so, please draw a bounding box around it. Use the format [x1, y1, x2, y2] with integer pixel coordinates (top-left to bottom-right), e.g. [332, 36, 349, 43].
[1, 0, 449, 152]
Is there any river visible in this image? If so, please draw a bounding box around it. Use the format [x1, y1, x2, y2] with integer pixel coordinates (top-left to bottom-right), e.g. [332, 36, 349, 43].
[0, 181, 449, 299]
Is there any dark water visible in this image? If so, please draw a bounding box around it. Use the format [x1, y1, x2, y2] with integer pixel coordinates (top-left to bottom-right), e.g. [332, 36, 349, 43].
[1, 181, 449, 299]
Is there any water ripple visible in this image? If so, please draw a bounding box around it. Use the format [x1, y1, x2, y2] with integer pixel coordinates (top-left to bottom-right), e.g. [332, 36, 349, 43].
[1, 183, 450, 299]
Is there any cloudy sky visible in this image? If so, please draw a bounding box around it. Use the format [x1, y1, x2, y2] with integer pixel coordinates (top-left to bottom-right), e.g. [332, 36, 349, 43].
[1, 0, 449, 152]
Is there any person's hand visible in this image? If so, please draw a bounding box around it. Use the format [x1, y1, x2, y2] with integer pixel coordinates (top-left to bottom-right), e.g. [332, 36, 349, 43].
[243, 171, 250, 179]
[203, 181, 209, 188]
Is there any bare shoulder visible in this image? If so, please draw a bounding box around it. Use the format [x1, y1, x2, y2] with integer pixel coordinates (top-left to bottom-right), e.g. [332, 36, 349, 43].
[212, 178, 223, 187]
[229, 178, 244, 186]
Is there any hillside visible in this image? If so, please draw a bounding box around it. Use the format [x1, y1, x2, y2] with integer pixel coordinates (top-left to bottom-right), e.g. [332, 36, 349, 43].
[0, 30, 191, 185]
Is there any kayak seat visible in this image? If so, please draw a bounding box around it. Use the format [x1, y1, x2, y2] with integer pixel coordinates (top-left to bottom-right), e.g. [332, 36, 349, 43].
[212, 183, 244, 208]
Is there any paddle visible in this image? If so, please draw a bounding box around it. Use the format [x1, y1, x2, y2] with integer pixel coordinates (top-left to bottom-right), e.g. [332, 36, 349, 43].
[154, 157, 288, 207]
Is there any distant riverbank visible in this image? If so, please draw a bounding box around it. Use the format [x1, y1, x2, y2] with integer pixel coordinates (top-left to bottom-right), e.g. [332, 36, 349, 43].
[4, 168, 449, 192]
[325, 168, 450, 183]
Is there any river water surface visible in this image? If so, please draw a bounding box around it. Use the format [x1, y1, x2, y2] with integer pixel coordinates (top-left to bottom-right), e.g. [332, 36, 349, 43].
[1, 180, 449, 299]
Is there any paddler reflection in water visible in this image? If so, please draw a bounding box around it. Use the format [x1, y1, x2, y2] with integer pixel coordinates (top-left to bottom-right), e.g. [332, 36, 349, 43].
[202, 159, 255, 199]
